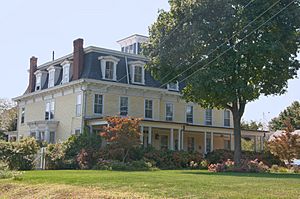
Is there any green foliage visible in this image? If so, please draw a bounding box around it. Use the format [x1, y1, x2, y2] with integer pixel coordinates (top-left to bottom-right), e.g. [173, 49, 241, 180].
[0, 99, 17, 132]
[241, 120, 263, 131]
[0, 137, 39, 170]
[144, 0, 300, 164]
[95, 160, 157, 171]
[241, 138, 254, 151]
[269, 101, 300, 131]
[46, 130, 102, 169]
[206, 149, 282, 167]
[0, 161, 24, 180]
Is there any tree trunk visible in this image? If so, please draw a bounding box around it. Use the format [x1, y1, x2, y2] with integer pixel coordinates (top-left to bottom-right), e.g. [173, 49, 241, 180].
[232, 111, 242, 166]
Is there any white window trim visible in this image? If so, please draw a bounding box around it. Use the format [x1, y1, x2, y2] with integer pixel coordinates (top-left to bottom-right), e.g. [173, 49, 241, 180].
[45, 100, 55, 121]
[119, 96, 129, 117]
[74, 128, 81, 136]
[223, 109, 231, 127]
[98, 56, 120, 81]
[167, 81, 179, 91]
[61, 60, 72, 84]
[76, 94, 82, 117]
[47, 65, 61, 88]
[144, 99, 153, 120]
[34, 70, 47, 91]
[205, 109, 213, 126]
[128, 61, 145, 85]
[165, 102, 174, 121]
[93, 93, 104, 115]
[185, 105, 193, 124]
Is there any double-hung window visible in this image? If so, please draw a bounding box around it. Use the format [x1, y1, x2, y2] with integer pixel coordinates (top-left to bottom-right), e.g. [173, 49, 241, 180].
[167, 81, 179, 91]
[205, 109, 212, 125]
[186, 106, 193, 123]
[76, 94, 82, 117]
[45, 101, 55, 120]
[165, 103, 173, 121]
[36, 75, 41, 90]
[62, 64, 70, 84]
[134, 65, 143, 83]
[48, 70, 55, 88]
[105, 61, 114, 80]
[145, 99, 153, 119]
[224, 110, 231, 127]
[120, 97, 128, 116]
[94, 94, 103, 115]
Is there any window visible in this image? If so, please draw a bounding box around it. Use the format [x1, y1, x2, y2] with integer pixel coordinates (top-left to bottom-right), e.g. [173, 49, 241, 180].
[30, 132, 36, 139]
[187, 137, 195, 152]
[186, 106, 193, 123]
[134, 65, 143, 83]
[224, 110, 231, 127]
[48, 70, 55, 88]
[76, 94, 82, 117]
[145, 99, 153, 119]
[160, 135, 168, 150]
[21, 107, 25, 124]
[94, 94, 103, 114]
[45, 101, 55, 120]
[49, 132, 55, 144]
[120, 97, 128, 116]
[62, 64, 70, 83]
[105, 61, 114, 79]
[167, 82, 179, 91]
[129, 61, 145, 84]
[36, 74, 41, 91]
[206, 132, 211, 153]
[205, 109, 212, 125]
[98, 56, 120, 81]
[165, 103, 173, 121]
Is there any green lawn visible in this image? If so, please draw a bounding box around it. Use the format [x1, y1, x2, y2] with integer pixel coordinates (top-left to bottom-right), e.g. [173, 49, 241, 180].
[1, 170, 300, 198]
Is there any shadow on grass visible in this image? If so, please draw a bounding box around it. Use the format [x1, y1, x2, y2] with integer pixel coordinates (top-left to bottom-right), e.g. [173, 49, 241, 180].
[181, 171, 300, 179]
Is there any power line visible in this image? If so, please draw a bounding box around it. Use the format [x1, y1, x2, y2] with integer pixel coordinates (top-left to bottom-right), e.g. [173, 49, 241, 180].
[178, 0, 296, 84]
[157, 0, 256, 84]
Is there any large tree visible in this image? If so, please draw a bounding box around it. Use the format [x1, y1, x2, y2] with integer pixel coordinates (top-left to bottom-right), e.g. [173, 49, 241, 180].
[0, 99, 17, 133]
[269, 101, 300, 131]
[143, 0, 300, 164]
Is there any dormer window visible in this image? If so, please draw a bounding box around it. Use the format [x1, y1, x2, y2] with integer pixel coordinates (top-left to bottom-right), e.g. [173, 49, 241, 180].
[167, 81, 179, 91]
[48, 70, 55, 88]
[61, 60, 71, 84]
[36, 74, 42, 91]
[47, 66, 61, 88]
[34, 70, 47, 91]
[98, 56, 120, 81]
[128, 61, 145, 84]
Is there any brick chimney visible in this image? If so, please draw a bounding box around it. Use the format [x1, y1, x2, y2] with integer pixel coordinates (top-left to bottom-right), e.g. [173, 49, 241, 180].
[28, 56, 38, 93]
[73, 38, 84, 80]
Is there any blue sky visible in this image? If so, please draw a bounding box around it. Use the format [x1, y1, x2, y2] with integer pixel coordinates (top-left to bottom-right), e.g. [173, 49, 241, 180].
[0, 0, 299, 125]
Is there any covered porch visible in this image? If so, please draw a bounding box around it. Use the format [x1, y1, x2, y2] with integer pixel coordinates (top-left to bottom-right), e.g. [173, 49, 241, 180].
[86, 119, 265, 154]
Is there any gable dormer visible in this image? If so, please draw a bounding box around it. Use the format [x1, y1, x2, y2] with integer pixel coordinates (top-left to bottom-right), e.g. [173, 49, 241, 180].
[128, 60, 145, 85]
[34, 70, 47, 91]
[117, 34, 148, 55]
[47, 65, 61, 88]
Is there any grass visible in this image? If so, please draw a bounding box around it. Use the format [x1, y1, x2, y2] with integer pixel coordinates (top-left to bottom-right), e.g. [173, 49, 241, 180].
[1, 170, 300, 198]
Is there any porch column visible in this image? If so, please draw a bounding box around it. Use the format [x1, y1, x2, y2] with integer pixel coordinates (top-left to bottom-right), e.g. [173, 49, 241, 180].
[170, 128, 174, 150]
[210, 132, 214, 152]
[45, 128, 50, 143]
[178, 129, 181, 151]
[261, 136, 264, 151]
[148, 126, 152, 145]
[181, 129, 184, 150]
[140, 126, 144, 145]
[204, 132, 207, 154]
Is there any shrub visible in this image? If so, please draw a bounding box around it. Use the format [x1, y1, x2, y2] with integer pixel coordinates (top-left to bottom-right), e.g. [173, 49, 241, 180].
[270, 165, 279, 172]
[0, 137, 39, 170]
[208, 159, 269, 173]
[94, 159, 157, 171]
[0, 161, 23, 180]
[206, 149, 283, 167]
[291, 165, 300, 173]
[46, 143, 67, 169]
[200, 160, 209, 169]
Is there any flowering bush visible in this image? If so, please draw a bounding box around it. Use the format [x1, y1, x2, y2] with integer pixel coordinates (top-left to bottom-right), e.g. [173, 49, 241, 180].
[94, 159, 157, 171]
[208, 159, 269, 173]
